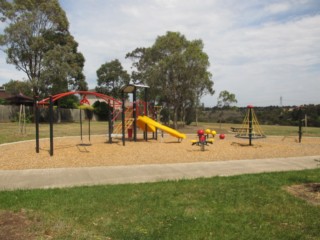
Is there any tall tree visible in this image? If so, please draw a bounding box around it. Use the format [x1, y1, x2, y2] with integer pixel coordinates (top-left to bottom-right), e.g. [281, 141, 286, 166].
[217, 90, 238, 128]
[96, 59, 130, 100]
[0, 0, 87, 98]
[126, 31, 214, 128]
[217, 90, 237, 108]
[3, 79, 32, 96]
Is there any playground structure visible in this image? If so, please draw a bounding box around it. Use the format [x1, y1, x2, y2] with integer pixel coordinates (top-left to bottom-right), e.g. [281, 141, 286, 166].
[191, 129, 216, 151]
[34, 84, 186, 156]
[234, 105, 266, 145]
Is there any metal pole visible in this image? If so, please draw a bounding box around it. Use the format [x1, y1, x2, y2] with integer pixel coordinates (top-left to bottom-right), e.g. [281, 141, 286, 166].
[88, 114, 91, 142]
[122, 91, 125, 146]
[34, 96, 40, 153]
[144, 88, 148, 141]
[108, 100, 112, 143]
[80, 109, 83, 141]
[133, 87, 137, 142]
[248, 106, 253, 146]
[298, 108, 303, 143]
[49, 95, 54, 156]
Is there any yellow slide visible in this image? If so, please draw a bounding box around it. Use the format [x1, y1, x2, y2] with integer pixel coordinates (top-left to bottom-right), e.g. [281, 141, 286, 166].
[136, 117, 156, 133]
[137, 116, 186, 139]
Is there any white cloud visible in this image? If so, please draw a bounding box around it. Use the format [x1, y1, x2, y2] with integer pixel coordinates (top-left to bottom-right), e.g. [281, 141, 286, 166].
[265, 2, 291, 13]
[0, 0, 319, 106]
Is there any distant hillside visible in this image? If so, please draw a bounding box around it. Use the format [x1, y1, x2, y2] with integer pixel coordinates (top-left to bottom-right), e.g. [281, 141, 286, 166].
[199, 104, 320, 127]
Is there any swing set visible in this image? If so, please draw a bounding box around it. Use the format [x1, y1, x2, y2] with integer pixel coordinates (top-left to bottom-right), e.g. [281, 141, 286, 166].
[35, 91, 122, 156]
[78, 95, 94, 146]
[34, 84, 153, 156]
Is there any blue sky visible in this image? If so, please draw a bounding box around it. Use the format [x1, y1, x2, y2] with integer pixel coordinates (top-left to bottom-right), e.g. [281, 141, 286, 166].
[0, 0, 319, 107]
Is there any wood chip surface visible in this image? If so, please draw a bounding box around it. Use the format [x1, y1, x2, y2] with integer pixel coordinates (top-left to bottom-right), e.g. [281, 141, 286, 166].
[1, 134, 320, 170]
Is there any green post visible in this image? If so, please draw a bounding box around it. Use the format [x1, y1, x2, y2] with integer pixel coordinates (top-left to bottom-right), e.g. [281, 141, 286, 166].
[248, 105, 253, 146]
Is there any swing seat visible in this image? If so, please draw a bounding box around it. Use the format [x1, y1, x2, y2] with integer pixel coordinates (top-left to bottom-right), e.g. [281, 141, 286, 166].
[191, 140, 199, 145]
[207, 138, 214, 144]
[111, 134, 122, 138]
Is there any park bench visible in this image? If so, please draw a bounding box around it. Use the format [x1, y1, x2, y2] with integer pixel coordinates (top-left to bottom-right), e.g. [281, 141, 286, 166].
[230, 127, 248, 132]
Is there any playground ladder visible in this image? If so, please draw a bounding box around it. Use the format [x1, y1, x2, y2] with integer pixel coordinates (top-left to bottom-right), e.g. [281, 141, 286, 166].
[114, 106, 133, 133]
[113, 118, 134, 134]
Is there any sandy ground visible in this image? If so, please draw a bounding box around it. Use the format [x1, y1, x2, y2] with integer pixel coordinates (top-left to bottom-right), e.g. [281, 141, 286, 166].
[1, 134, 320, 170]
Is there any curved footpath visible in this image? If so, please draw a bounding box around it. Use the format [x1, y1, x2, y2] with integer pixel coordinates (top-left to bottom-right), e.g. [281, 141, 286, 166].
[0, 155, 319, 191]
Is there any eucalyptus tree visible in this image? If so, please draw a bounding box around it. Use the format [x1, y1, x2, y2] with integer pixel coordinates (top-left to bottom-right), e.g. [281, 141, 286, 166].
[217, 90, 238, 108]
[217, 90, 238, 128]
[2, 79, 32, 96]
[96, 59, 130, 100]
[126, 31, 214, 128]
[0, 0, 87, 98]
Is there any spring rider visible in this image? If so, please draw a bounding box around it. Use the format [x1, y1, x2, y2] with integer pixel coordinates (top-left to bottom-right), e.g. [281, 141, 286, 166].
[191, 129, 215, 151]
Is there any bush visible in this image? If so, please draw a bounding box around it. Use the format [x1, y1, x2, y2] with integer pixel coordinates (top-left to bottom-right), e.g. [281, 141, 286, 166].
[93, 101, 111, 121]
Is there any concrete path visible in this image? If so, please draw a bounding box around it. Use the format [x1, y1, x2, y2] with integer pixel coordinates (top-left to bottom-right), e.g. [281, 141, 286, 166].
[0, 155, 319, 190]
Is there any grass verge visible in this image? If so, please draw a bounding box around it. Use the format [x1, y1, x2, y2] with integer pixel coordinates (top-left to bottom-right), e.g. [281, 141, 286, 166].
[1, 122, 320, 144]
[1, 169, 320, 239]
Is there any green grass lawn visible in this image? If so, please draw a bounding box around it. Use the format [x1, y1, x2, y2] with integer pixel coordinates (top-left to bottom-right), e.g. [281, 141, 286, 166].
[1, 169, 320, 239]
[1, 121, 319, 144]
[1, 122, 319, 238]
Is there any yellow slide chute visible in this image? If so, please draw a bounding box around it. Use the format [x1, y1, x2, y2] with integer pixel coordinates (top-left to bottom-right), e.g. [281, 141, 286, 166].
[136, 117, 156, 133]
[137, 116, 186, 139]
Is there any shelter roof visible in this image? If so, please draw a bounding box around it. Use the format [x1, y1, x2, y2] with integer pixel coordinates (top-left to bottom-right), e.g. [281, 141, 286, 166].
[120, 84, 149, 93]
[0, 91, 11, 100]
[5, 93, 33, 106]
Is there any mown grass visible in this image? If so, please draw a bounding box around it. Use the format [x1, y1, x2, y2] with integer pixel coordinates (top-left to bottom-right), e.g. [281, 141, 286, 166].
[0, 121, 319, 144]
[189, 122, 320, 137]
[0, 169, 320, 239]
[0, 121, 109, 144]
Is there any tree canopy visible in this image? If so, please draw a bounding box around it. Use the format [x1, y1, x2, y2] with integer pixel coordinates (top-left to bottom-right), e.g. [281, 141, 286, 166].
[2, 79, 32, 96]
[217, 90, 238, 108]
[126, 31, 214, 128]
[95, 59, 130, 100]
[0, 0, 87, 97]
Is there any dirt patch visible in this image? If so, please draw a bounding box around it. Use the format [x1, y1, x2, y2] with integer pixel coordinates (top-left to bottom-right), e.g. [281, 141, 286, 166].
[286, 183, 320, 206]
[0, 210, 38, 240]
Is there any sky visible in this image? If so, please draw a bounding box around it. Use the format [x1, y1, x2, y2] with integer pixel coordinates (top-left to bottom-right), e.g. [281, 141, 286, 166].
[0, 0, 319, 107]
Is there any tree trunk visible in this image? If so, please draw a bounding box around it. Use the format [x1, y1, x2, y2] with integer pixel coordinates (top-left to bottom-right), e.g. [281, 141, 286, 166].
[57, 100, 61, 123]
[219, 110, 223, 129]
[173, 107, 178, 129]
[195, 106, 199, 126]
[195, 96, 200, 126]
[181, 107, 186, 127]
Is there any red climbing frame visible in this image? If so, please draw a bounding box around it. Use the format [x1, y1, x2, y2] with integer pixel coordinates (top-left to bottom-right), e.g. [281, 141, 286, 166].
[35, 91, 123, 156]
[37, 91, 122, 107]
